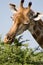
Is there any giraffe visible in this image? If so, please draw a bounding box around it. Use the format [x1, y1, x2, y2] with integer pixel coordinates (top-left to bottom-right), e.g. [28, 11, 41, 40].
[4, 0, 43, 48]
[4, 0, 32, 43]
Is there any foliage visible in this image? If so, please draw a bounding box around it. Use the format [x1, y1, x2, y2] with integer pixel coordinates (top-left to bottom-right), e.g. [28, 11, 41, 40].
[0, 38, 43, 65]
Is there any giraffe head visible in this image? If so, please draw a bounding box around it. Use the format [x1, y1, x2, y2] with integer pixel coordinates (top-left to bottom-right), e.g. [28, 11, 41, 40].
[4, 0, 32, 43]
[9, 0, 32, 24]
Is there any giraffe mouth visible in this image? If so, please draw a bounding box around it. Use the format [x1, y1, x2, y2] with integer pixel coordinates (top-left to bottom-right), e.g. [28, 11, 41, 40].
[4, 35, 13, 43]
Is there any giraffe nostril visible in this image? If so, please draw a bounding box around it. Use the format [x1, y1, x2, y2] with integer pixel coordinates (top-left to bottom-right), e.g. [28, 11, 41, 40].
[7, 35, 11, 41]
[9, 37, 12, 40]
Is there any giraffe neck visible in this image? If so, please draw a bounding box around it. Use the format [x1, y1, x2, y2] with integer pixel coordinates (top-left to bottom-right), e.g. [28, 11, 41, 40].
[28, 19, 43, 48]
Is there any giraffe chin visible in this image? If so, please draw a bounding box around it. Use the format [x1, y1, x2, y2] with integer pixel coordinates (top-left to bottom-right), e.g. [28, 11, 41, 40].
[4, 36, 9, 43]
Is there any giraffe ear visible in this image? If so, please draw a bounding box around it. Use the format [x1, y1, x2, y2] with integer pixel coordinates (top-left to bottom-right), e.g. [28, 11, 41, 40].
[9, 3, 17, 11]
[9, 3, 17, 13]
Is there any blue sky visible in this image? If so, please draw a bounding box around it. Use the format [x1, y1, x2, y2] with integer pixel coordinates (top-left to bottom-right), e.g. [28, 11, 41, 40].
[0, 0, 43, 49]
